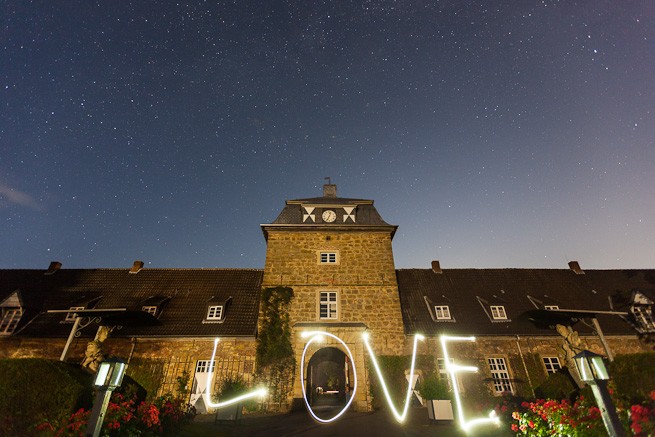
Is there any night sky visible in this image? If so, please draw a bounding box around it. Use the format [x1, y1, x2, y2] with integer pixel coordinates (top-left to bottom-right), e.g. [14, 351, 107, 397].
[2, 1, 654, 270]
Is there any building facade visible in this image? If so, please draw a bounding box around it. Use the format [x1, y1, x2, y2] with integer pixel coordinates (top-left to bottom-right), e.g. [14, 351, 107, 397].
[1, 184, 654, 413]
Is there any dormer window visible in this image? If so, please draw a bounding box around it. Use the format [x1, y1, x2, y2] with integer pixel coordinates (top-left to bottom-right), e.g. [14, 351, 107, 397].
[142, 306, 158, 316]
[434, 305, 451, 320]
[0, 308, 22, 335]
[544, 305, 559, 311]
[207, 305, 224, 321]
[633, 305, 655, 332]
[490, 305, 507, 320]
[65, 306, 85, 322]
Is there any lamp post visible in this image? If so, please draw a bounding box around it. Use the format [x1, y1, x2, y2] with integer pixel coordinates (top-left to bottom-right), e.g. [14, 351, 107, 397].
[85, 358, 127, 437]
[573, 350, 625, 437]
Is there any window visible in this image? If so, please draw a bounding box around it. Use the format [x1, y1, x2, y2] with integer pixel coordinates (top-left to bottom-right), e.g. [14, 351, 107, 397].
[319, 291, 338, 319]
[195, 360, 216, 373]
[633, 305, 655, 332]
[207, 305, 223, 321]
[434, 305, 451, 320]
[319, 252, 338, 264]
[65, 306, 85, 322]
[487, 358, 513, 394]
[142, 306, 157, 316]
[543, 357, 562, 374]
[490, 305, 507, 320]
[544, 305, 559, 311]
[0, 308, 22, 335]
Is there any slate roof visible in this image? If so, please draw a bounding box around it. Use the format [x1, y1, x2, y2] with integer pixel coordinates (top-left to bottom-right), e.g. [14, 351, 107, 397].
[263, 195, 396, 240]
[0, 268, 263, 339]
[397, 268, 655, 337]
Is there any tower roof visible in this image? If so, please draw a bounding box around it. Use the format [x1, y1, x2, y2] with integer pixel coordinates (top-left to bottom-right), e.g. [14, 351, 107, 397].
[261, 184, 397, 239]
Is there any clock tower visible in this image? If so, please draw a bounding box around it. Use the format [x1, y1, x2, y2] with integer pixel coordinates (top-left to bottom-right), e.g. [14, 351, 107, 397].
[261, 184, 405, 411]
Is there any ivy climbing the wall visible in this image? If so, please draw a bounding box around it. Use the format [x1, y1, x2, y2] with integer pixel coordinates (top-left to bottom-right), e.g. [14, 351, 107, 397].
[256, 286, 295, 409]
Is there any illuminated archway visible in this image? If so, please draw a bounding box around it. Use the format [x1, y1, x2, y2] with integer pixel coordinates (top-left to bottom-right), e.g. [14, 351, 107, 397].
[300, 331, 358, 423]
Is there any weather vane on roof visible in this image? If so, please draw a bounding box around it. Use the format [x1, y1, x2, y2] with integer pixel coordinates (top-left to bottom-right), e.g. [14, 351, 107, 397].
[324, 176, 332, 185]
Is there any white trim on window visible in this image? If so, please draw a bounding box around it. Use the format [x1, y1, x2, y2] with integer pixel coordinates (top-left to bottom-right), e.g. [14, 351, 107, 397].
[542, 357, 562, 374]
[487, 357, 513, 394]
[490, 305, 507, 320]
[195, 360, 216, 373]
[434, 305, 451, 320]
[319, 291, 338, 320]
[318, 251, 339, 264]
[0, 308, 22, 335]
[65, 306, 85, 322]
[207, 305, 224, 321]
[142, 306, 157, 316]
[544, 305, 559, 311]
[633, 305, 655, 332]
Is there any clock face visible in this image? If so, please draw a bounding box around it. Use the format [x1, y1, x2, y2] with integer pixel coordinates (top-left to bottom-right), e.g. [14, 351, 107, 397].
[322, 210, 337, 223]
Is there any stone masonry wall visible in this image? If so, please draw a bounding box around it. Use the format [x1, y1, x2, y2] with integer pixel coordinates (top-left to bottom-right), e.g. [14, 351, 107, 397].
[262, 230, 404, 353]
[262, 229, 406, 411]
[409, 335, 649, 402]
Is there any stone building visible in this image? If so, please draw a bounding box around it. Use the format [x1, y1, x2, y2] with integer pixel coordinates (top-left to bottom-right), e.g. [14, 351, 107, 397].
[1, 184, 654, 413]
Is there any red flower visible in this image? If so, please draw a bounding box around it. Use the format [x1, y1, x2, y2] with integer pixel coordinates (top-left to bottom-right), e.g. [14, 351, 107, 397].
[511, 423, 519, 432]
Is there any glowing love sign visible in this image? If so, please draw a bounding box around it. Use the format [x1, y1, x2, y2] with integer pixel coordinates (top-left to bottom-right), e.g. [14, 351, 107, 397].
[204, 334, 499, 433]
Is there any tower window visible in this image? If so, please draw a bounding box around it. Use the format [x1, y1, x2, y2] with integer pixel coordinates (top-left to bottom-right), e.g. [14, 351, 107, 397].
[319, 291, 338, 320]
[318, 251, 339, 264]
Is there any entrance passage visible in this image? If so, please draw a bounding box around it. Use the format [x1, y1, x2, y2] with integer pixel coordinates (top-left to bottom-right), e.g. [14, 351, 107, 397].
[306, 347, 353, 419]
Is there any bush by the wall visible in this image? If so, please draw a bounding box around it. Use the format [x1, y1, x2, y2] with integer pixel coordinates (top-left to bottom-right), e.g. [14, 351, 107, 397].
[0, 358, 93, 435]
[534, 368, 578, 400]
[367, 355, 435, 409]
[609, 352, 655, 404]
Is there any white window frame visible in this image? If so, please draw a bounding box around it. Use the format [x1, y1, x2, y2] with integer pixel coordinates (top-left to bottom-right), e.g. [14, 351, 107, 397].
[490, 305, 507, 320]
[434, 305, 451, 320]
[319, 291, 339, 320]
[633, 305, 655, 332]
[65, 306, 85, 322]
[0, 308, 22, 335]
[544, 305, 559, 311]
[207, 305, 224, 321]
[195, 360, 216, 373]
[487, 357, 513, 394]
[318, 251, 339, 265]
[142, 306, 157, 316]
[542, 357, 562, 374]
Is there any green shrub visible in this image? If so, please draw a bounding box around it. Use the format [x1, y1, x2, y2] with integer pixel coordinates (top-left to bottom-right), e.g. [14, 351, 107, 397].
[610, 352, 655, 404]
[416, 373, 450, 400]
[0, 358, 93, 435]
[534, 368, 578, 400]
[367, 355, 435, 409]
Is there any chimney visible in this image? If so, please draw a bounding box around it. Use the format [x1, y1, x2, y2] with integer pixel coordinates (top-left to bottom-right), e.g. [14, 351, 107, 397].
[568, 261, 584, 275]
[323, 183, 337, 198]
[431, 260, 443, 274]
[129, 260, 144, 274]
[44, 261, 62, 275]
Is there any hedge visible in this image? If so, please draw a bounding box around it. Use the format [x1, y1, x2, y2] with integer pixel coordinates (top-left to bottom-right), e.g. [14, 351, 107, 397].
[0, 359, 93, 435]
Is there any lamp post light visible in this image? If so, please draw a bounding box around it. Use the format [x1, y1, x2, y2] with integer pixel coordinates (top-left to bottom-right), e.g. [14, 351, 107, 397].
[573, 350, 625, 437]
[85, 358, 127, 437]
